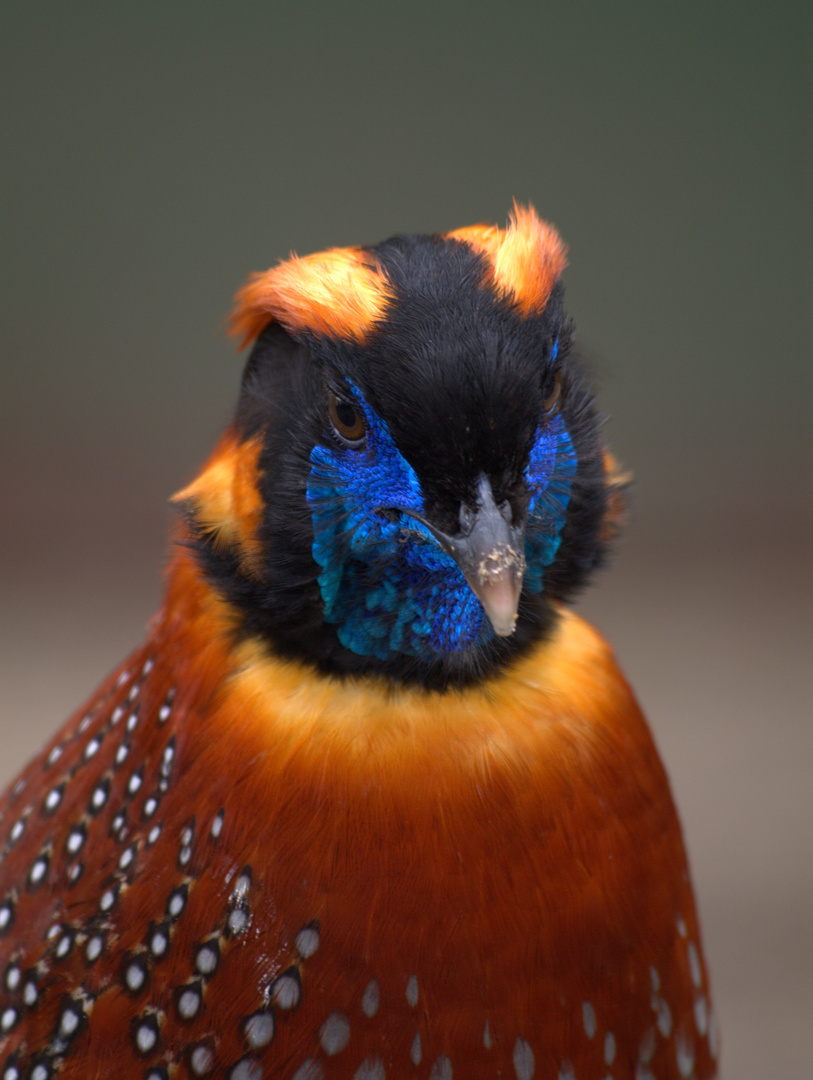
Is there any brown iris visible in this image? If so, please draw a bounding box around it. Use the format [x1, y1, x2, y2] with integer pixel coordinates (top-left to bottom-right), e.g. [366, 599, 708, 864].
[328, 391, 366, 444]
[543, 371, 562, 413]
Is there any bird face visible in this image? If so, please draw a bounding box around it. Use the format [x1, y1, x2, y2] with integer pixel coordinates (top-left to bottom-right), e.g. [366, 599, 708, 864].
[306, 369, 577, 661]
[182, 208, 616, 687]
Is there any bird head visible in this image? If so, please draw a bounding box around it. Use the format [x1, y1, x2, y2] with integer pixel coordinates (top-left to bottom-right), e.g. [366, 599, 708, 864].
[176, 205, 623, 687]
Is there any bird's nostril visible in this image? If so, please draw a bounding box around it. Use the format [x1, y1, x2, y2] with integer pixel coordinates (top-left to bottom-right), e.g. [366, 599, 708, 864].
[459, 504, 475, 534]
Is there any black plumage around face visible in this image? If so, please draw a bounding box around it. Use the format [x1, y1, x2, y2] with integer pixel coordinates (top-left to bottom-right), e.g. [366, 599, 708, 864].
[190, 233, 615, 690]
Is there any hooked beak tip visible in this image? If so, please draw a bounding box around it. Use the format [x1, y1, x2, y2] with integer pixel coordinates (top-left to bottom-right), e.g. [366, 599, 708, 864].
[382, 475, 526, 638]
[465, 543, 525, 637]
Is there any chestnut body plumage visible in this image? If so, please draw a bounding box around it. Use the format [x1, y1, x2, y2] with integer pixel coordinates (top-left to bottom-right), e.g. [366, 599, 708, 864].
[0, 207, 716, 1079]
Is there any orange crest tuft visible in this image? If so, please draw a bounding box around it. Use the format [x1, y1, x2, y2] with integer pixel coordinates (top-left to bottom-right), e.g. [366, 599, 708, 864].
[449, 202, 567, 315]
[229, 246, 392, 347]
[173, 430, 265, 578]
[229, 207, 564, 349]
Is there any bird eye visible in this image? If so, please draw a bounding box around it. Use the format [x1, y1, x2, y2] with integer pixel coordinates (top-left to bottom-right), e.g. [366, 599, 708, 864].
[328, 391, 366, 444]
[543, 371, 562, 413]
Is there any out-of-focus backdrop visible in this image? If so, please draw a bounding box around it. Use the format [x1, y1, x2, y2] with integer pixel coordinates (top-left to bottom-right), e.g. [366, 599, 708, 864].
[1, 6, 809, 1076]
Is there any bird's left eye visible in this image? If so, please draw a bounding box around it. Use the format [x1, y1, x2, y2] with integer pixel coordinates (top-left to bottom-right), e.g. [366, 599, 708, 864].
[328, 391, 366, 445]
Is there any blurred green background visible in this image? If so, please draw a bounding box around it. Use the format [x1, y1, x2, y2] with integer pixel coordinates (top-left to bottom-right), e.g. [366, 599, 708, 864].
[1, 5, 809, 1076]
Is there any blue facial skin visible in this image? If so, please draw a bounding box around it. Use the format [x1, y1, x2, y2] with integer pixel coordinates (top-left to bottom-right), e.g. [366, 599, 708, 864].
[307, 384, 577, 662]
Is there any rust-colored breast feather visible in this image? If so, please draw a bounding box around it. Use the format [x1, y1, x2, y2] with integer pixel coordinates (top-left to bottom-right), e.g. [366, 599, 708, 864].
[0, 551, 716, 1079]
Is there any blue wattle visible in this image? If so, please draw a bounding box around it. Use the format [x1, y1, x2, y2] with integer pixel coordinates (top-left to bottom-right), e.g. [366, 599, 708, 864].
[307, 389, 577, 662]
[524, 413, 578, 592]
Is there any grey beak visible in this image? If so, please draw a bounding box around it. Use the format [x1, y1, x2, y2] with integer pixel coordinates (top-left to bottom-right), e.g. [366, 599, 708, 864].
[393, 475, 526, 637]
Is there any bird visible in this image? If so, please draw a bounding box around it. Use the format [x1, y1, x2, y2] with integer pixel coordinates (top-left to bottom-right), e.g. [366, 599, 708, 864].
[0, 204, 717, 1080]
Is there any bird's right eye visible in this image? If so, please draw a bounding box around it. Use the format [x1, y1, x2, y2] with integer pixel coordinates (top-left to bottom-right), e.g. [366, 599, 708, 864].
[328, 391, 366, 445]
[542, 370, 562, 413]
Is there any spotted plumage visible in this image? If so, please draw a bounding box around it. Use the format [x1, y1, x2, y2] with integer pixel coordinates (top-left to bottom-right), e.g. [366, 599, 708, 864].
[0, 206, 715, 1078]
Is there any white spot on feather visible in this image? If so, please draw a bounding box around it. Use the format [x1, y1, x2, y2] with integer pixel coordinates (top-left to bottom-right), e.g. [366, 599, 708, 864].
[45, 787, 63, 812]
[292, 1061, 323, 1080]
[295, 924, 320, 958]
[1, 1007, 18, 1032]
[676, 1026, 695, 1078]
[410, 1033, 422, 1065]
[66, 827, 85, 855]
[353, 1061, 385, 1080]
[59, 1006, 81, 1037]
[639, 1026, 656, 1065]
[178, 985, 201, 1019]
[196, 942, 219, 975]
[361, 978, 379, 1017]
[149, 928, 168, 957]
[271, 972, 300, 1010]
[513, 1037, 535, 1080]
[228, 907, 249, 935]
[430, 1056, 452, 1080]
[30, 856, 49, 885]
[125, 961, 146, 993]
[694, 993, 708, 1036]
[656, 996, 672, 1037]
[100, 887, 117, 912]
[86, 934, 104, 962]
[231, 1060, 263, 1080]
[582, 1000, 597, 1038]
[55, 932, 73, 958]
[319, 1011, 350, 1055]
[190, 1044, 214, 1075]
[244, 1011, 274, 1049]
[688, 941, 702, 988]
[135, 1021, 157, 1054]
[119, 844, 137, 870]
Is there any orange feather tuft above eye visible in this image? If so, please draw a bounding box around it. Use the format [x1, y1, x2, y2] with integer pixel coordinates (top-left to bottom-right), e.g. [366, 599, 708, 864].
[229, 246, 393, 347]
[449, 202, 568, 314]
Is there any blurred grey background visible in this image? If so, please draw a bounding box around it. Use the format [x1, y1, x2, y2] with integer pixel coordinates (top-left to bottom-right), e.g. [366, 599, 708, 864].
[1, 5, 809, 1076]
